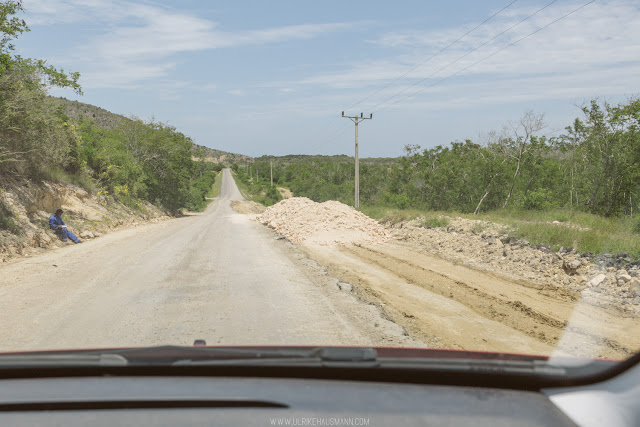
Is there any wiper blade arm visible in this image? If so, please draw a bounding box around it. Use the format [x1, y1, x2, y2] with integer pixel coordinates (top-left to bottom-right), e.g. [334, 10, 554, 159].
[0, 353, 128, 367]
[172, 347, 378, 366]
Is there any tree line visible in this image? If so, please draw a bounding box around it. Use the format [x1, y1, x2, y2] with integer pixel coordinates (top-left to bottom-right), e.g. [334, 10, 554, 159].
[242, 99, 640, 220]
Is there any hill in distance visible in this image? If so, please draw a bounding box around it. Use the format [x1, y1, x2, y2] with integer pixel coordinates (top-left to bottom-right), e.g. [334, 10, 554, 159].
[52, 97, 251, 164]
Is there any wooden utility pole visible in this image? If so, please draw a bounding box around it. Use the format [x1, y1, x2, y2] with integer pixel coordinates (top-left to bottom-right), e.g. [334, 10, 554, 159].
[270, 160, 273, 187]
[342, 111, 372, 209]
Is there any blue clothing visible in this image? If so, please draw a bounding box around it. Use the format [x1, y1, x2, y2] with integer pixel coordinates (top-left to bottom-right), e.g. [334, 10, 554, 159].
[48, 213, 79, 243]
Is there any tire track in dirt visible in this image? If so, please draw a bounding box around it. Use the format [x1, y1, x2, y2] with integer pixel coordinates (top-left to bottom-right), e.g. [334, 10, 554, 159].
[333, 244, 634, 358]
[303, 246, 556, 355]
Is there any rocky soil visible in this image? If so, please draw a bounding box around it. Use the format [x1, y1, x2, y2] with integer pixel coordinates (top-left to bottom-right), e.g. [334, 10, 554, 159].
[391, 216, 640, 318]
[257, 198, 391, 246]
[0, 179, 169, 262]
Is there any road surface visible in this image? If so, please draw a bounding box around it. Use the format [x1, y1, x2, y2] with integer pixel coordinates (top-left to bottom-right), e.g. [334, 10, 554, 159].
[0, 169, 413, 351]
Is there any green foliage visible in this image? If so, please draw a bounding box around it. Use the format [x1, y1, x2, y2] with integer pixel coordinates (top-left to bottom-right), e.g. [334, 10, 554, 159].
[1, 0, 82, 179]
[420, 216, 449, 229]
[252, 102, 640, 223]
[0, 199, 19, 234]
[185, 170, 219, 212]
[521, 188, 553, 211]
[232, 165, 283, 206]
[0, 0, 27, 71]
[192, 143, 251, 165]
[0, 2, 226, 216]
[382, 192, 410, 209]
[467, 209, 640, 258]
[260, 185, 282, 206]
[75, 117, 204, 212]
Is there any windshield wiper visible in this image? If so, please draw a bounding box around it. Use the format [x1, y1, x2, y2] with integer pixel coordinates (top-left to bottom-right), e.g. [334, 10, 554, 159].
[0, 347, 593, 377]
[171, 349, 570, 376]
[0, 346, 377, 368]
[0, 353, 128, 367]
[172, 347, 379, 367]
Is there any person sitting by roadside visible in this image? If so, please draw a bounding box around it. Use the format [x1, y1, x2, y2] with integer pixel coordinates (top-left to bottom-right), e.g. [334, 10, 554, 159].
[48, 209, 82, 244]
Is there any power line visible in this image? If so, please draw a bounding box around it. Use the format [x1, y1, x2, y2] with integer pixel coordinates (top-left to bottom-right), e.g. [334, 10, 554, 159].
[314, 1, 523, 153]
[372, 0, 597, 114]
[366, 0, 559, 113]
[315, 0, 592, 155]
[344, 0, 520, 112]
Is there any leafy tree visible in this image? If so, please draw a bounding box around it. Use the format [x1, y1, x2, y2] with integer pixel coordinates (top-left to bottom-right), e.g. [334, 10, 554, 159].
[1, 0, 82, 178]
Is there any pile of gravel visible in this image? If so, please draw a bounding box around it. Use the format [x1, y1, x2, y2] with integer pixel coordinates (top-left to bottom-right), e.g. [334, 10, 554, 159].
[257, 197, 390, 246]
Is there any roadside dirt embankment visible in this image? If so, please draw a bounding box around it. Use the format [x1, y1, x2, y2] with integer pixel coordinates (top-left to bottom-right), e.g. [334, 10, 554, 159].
[0, 179, 169, 262]
[238, 198, 640, 359]
[390, 217, 640, 317]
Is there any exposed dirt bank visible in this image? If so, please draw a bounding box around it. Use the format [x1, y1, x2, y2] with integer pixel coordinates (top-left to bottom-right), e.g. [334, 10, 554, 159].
[0, 179, 170, 263]
[237, 206, 640, 359]
[390, 217, 640, 317]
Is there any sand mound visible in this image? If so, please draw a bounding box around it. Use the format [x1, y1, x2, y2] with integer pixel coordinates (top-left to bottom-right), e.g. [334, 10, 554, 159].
[257, 197, 390, 246]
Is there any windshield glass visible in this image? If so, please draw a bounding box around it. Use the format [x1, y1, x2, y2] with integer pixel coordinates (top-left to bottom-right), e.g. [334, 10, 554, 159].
[0, 0, 639, 377]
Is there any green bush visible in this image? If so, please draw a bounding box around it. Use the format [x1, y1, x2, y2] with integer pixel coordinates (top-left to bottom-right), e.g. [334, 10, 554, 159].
[0, 200, 20, 234]
[382, 192, 410, 209]
[421, 216, 449, 228]
[521, 188, 553, 211]
[263, 185, 282, 205]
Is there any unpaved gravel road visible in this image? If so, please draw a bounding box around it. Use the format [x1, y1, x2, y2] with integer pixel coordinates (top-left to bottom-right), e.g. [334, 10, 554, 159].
[0, 169, 416, 351]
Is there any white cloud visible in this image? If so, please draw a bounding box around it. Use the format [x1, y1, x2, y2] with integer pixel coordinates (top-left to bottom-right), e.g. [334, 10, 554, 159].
[285, 0, 640, 112]
[23, 0, 358, 88]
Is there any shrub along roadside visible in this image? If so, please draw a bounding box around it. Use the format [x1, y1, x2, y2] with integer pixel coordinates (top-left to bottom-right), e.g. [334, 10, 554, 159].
[0, 197, 20, 234]
[184, 165, 223, 212]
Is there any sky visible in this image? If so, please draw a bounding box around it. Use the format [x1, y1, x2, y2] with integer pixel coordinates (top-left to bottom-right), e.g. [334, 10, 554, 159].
[15, 0, 640, 158]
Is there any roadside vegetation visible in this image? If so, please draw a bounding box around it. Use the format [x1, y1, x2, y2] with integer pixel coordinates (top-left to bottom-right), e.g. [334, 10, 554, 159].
[0, 1, 222, 227]
[230, 163, 282, 206]
[2, 1, 638, 257]
[241, 99, 640, 257]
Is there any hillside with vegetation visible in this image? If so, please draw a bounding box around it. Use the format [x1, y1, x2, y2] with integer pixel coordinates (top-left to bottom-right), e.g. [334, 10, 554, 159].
[52, 97, 124, 130]
[192, 143, 252, 164]
[0, 0, 227, 249]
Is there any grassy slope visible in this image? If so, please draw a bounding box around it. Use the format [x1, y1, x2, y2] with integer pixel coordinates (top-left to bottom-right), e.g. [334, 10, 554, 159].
[362, 205, 640, 258]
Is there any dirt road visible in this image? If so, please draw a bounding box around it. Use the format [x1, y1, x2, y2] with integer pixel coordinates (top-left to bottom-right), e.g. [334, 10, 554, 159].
[0, 170, 414, 351]
[3, 169, 638, 359]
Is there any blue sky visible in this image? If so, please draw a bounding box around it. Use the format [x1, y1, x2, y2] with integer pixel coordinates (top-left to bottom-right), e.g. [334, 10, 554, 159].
[16, 0, 640, 157]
